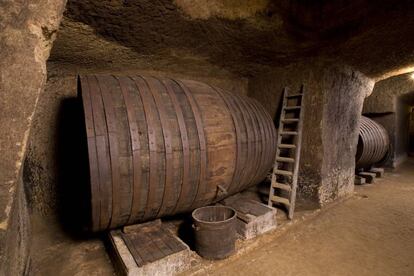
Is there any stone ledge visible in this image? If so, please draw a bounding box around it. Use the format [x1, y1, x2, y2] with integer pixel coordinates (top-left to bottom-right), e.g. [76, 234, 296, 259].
[221, 194, 277, 240]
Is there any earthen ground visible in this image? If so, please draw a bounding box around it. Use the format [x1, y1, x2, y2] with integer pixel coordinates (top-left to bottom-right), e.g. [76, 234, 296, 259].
[188, 158, 414, 275]
[31, 158, 414, 275]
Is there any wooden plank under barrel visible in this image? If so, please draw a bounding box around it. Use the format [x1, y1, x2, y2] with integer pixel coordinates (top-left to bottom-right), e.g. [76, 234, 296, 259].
[78, 75, 277, 231]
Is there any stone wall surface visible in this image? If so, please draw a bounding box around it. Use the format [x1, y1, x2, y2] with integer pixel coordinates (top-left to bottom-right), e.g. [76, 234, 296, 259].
[53, 0, 414, 79]
[320, 66, 373, 203]
[363, 73, 414, 167]
[395, 100, 411, 166]
[249, 60, 374, 206]
[0, 1, 66, 274]
[364, 74, 414, 114]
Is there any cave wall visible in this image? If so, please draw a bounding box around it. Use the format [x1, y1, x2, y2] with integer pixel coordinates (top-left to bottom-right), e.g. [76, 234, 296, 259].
[249, 60, 374, 206]
[363, 73, 414, 167]
[410, 109, 414, 154]
[0, 1, 66, 274]
[53, 0, 414, 80]
[364, 73, 414, 113]
[395, 100, 411, 165]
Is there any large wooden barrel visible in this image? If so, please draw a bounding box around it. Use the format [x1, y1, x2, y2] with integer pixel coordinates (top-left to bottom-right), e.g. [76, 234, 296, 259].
[79, 75, 276, 231]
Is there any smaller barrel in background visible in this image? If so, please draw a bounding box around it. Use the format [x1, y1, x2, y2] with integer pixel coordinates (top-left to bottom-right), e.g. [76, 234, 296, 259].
[356, 116, 390, 168]
[192, 206, 237, 259]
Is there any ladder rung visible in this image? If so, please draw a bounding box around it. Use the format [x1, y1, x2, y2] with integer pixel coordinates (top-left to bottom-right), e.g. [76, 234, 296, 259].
[270, 195, 291, 206]
[276, 156, 295, 163]
[284, 106, 301, 110]
[279, 144, 296, 149]
[287, 94, 303, 98]
[274, 169, 293, 176]
[280, 131, 298, 136]
[281, 118, 299, 123]
[272, 182, 292, 191]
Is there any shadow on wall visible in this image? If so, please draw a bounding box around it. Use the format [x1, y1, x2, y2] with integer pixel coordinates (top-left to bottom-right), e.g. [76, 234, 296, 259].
[23, 95, 92, 238]
[55, 96, 92, 236]
[399, 92, 414, 159]
[409, 107, 414, 155]
[273, 88, 284, 129]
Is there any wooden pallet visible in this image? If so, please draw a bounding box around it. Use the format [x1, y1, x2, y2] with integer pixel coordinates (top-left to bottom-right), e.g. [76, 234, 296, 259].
[107, 220, 191, 276]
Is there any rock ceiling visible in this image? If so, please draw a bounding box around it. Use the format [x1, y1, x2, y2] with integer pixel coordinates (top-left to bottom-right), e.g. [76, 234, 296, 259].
[50, 0, 414, 80]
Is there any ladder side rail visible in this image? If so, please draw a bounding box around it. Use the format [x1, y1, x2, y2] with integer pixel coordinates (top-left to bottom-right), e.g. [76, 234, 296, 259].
[268, 87, 288, 206]
[288, 85, 305, 219]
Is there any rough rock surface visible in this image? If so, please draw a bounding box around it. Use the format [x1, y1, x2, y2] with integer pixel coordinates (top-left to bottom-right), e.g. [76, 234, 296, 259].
[0, 1, 66, 274]
[49, 16, 249, 88]
[364, 73, 414, 114]
[174, 0, 268, 19]
[249, 60, 374, 205]
[363, 73, 414, 167]
[53, 0, 414, 80]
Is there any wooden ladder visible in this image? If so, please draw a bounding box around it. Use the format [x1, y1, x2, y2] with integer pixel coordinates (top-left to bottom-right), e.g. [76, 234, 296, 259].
[268, 85, 305, 219]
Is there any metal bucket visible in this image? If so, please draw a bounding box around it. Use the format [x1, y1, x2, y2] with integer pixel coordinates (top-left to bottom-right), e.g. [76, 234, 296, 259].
[192, 206, 237, 260]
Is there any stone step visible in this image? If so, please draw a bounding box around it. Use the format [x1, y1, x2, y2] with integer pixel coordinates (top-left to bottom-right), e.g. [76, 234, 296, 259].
[358, 172, 376, 184]
[221, 195, 277, 240]
[354, 175, 366, 185]
[369, 167, 384, 178]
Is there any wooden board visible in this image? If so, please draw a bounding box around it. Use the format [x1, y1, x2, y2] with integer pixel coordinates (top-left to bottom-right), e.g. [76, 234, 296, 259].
[119, 225, 187, 267]
[107, 222, 192, 276]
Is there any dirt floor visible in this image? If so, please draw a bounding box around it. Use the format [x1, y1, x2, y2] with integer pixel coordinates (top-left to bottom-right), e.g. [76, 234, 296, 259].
[188, 158, 414, 276]
[30, 158, 414, 275]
